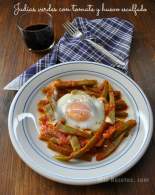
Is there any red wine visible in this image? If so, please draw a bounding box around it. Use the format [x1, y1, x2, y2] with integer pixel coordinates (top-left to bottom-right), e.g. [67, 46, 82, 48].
[23, 24, 54, 51]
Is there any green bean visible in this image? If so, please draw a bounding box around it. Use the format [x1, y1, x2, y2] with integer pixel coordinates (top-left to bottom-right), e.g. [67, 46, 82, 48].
[105, 83, 115, 124]
[69, 136, 81, 151]
[57, 123, 92, 138]
[96, 132, 126, 161]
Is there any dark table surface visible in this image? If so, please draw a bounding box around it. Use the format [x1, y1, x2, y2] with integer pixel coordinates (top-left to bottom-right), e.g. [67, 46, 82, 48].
[0, 0, 155, 194]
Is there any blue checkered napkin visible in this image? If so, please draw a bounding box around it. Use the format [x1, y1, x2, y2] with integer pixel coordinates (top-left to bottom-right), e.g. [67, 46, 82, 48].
[4, 17, 134, 90]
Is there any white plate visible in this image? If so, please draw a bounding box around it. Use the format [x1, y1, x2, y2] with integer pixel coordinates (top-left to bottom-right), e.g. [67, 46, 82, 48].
[8, 61, 153, 185]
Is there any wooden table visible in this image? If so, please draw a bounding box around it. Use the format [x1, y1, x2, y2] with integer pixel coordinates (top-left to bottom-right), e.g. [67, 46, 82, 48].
[0, 0, 155, 194]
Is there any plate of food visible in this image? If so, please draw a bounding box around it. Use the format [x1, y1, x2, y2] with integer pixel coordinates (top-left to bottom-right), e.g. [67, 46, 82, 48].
[8, 61, 153, 185]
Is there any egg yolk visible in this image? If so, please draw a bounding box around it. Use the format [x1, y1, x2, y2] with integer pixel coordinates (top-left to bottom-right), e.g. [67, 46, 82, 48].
[66, 102, 91, 121]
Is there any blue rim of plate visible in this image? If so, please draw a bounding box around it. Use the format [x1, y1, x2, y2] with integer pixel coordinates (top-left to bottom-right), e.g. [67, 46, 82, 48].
[8, 61, 153, 183]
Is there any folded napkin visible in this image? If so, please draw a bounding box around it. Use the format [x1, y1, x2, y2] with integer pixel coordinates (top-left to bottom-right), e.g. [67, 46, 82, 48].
[5, 17, 134, 90]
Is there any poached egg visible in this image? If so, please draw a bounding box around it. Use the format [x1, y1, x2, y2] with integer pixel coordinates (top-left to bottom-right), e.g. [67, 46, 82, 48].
[54, 90, 104, 131]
